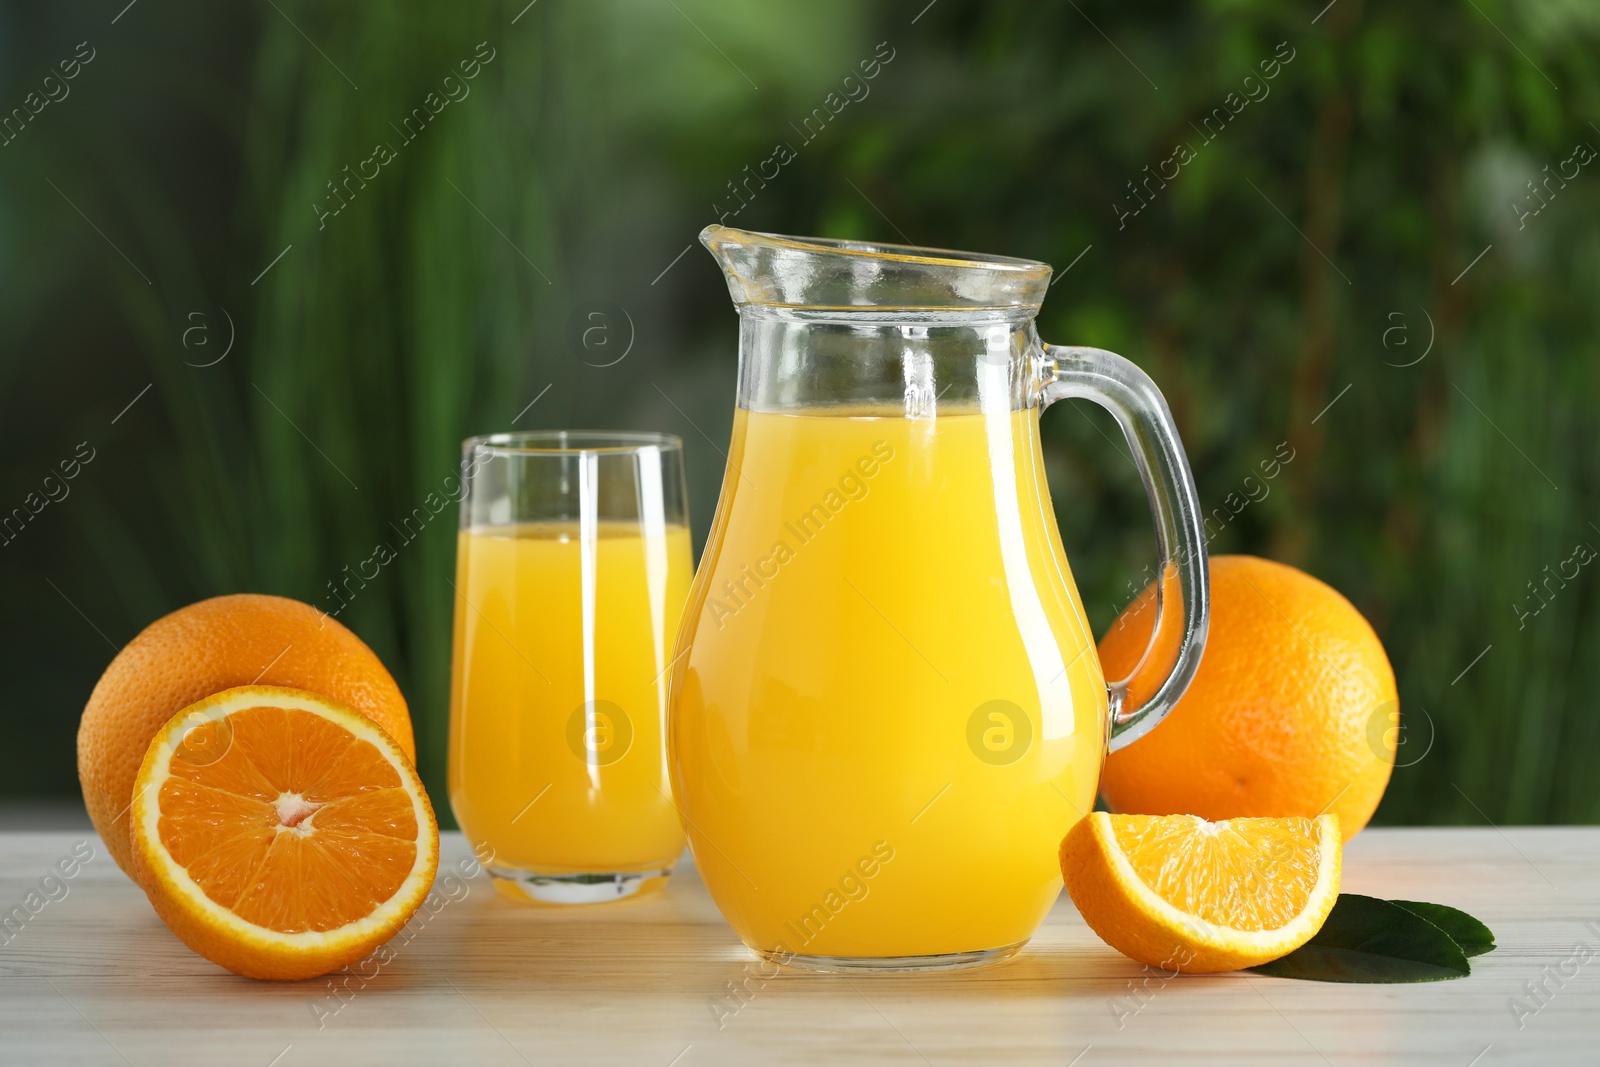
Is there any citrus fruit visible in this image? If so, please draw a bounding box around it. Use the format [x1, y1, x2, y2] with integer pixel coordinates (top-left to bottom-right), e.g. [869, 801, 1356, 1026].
[130, 685, 439, 980]
[1099, 555, 1396, 840]
[79, 594, 415, 879]
[1060, 811, 1341, 972]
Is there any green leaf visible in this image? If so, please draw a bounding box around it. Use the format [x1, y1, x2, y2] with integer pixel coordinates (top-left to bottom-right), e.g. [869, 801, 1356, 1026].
[1248, 894, 1471, 983]
[1390, 900, 1497, 958]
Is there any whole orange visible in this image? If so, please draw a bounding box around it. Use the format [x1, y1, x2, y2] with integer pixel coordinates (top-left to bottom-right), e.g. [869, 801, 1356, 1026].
[77, 594, 415, 879]
[1098, 555, 1396, 840]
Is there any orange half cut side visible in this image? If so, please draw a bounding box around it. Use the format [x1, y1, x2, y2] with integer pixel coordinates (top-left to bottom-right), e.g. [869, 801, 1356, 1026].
[131, 685, 439, 980]
[1060, 812, 1341, 973]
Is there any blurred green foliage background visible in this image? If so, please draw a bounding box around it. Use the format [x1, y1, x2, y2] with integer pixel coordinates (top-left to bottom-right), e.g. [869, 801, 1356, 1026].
[2, 0, 1596, 826]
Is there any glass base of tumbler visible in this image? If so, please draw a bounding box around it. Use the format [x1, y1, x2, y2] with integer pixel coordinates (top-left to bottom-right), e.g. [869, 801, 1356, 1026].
[758, 940, 1026, 974]
[488, 863, 674, 905]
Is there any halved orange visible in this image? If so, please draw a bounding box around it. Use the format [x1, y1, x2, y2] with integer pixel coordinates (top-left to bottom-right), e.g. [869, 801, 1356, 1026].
[130, 686, 439, 980]
[1060, 812, 1341, 973]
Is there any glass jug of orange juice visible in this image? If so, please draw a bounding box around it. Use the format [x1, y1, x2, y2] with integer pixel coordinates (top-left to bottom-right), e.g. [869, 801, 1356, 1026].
[668, 227, 1210, 972]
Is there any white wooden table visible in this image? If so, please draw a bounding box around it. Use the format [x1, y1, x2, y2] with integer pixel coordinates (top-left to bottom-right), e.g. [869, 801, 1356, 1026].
[2, 828, 1596, 1065]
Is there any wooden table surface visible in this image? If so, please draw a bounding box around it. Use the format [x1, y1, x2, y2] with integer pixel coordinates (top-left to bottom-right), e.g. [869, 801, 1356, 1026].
[2, 827, 1596, 1066]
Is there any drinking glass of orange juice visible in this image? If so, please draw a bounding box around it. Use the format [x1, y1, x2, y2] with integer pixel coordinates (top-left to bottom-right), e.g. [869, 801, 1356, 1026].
[449, 431, 692, 904]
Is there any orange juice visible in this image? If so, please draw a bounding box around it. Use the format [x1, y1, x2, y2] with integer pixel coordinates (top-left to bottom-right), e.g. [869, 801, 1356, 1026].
[449, 522, 691, 881]
[670, 406, 1106, 960]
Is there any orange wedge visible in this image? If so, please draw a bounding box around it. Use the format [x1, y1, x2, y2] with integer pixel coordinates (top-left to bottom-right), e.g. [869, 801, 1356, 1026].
[1060, 812, 1341, 973]
[130, 686, 439, 980]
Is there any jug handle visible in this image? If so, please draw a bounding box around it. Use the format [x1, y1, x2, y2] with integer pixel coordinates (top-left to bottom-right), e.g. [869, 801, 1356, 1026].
[1039, 345, 1210, 752]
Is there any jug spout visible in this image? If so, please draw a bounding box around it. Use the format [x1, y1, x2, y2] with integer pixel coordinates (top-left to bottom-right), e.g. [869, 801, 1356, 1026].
[699, 225, 1053, 314]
